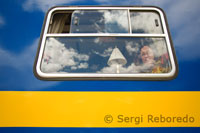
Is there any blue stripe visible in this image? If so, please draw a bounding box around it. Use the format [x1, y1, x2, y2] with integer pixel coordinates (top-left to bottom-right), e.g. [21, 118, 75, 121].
[0, 127, 199, 133]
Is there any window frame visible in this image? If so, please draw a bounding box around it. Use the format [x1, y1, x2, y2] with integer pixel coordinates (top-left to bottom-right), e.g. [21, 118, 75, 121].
[34, 6, 178, 80]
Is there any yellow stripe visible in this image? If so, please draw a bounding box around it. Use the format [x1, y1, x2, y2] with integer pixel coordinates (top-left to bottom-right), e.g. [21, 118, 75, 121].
[0, 91, 199, 127]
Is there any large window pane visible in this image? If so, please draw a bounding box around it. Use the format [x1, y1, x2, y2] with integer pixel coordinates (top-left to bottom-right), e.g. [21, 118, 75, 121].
[41, 37, 171, 74]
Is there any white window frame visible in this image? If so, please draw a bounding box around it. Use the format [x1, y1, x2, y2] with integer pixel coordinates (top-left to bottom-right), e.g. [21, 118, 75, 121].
[34, 6, 178, 80]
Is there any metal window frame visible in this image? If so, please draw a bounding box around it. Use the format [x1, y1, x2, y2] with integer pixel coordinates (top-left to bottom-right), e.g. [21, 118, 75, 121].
[34, 6, 178, 80]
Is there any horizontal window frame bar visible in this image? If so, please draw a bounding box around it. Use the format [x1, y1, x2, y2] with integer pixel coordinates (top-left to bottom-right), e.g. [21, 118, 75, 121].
[36, 71, 176, 81]
[45, 34, 166, 38]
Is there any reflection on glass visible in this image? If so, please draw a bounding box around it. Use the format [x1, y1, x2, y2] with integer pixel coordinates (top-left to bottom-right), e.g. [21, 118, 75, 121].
[130, 11, 163, 34]
[70, 10, 129, 33]
[41, 37, 171, 74]
[107, 47, 127, 73]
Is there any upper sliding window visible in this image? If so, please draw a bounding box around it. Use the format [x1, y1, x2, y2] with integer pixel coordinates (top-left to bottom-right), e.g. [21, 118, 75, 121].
[34, 6, 178, 80]
[48, 10, 130, 33]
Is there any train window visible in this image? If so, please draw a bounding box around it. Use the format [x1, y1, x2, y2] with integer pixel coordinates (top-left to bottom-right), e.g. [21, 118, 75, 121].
[34, 6, 178, 80]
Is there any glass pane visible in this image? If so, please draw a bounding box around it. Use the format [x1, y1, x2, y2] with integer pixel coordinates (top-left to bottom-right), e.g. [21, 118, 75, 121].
[41, 37, 171, 74]
[70, 10, 129, 33]
[130, 11, 163, 34]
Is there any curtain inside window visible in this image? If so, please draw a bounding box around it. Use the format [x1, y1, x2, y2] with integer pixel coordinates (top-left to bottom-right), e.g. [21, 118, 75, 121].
[49, 14, 68, 33]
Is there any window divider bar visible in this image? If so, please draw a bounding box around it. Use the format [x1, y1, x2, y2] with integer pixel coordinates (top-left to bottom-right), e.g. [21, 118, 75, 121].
[127, 9, 132, 34]
[45, 33, 166, 37]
